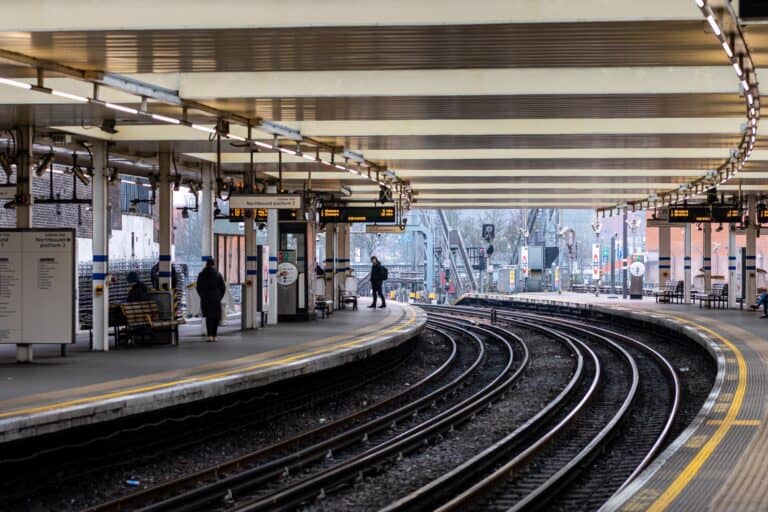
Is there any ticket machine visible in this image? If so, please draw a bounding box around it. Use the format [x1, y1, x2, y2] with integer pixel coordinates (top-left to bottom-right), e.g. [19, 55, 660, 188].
[277, 221, 315, 321]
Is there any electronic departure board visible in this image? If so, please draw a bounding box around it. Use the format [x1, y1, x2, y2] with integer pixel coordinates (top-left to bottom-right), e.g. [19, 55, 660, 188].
[320, 207, 396, 223]
[759, 209, 768, 225]
[229, 208, 297, 222]
[668, 206, 742, 223]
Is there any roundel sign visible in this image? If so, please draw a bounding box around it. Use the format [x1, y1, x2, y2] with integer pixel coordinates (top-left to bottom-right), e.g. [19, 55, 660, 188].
[629, 261, 646, 277]
[277, 262, 299, 286]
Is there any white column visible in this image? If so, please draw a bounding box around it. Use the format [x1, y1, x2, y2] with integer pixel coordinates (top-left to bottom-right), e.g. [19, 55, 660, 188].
[15, 127, 33, 362]
[728, 225, 738, 309]
[158, 151, 173, 291]
[747, 195, 757, 302]
[201, 164, 214, 264]
[324, 223, 336, 304]
[703, 223, 712, 293]
[658, 225, 671, 288]
[243, 215, 257, 329]
[267, 185, 278, 325]
[684, 224, 692, 304]
[91, 141, 109, 352]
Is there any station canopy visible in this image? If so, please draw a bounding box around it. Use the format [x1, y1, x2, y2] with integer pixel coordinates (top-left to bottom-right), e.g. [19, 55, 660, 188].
[0, 0, 764, 210]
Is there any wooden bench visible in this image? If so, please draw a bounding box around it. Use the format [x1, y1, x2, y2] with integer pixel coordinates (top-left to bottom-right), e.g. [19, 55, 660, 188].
[121, 300, 180, 345]
[697, 283, 728, 309]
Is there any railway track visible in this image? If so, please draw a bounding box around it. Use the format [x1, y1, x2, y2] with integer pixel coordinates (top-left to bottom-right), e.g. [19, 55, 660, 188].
[27, 303, 699, 512]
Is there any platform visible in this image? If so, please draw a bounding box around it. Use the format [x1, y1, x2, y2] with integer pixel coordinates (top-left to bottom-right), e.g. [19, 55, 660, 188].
[462, 292, 768, 512]
[0, 299, 425, 444]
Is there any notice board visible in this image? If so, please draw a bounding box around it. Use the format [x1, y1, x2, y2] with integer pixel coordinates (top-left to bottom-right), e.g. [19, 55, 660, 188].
[0, 229, 75, 344]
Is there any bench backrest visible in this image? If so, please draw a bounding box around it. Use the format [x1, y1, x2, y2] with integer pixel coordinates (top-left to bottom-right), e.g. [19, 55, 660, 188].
[121, 301, 159, 326]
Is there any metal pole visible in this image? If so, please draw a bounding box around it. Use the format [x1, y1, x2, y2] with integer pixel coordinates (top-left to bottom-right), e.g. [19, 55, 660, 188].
[609, 235, 617, 298]
[158, 150, 173, 291]
[91, 141, 109, 354]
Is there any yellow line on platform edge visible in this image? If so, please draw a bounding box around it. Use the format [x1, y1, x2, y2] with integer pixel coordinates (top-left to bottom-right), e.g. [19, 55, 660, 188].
[0, 310, 418, 419]
[645, 314, 747, 512]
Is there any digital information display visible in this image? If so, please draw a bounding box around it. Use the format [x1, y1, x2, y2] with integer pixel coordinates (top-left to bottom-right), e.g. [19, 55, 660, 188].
[320, 207, 396, 223]
[668, 206, 742, 223]
[0, 229, 75, 345]
[229, 208, 296, 222]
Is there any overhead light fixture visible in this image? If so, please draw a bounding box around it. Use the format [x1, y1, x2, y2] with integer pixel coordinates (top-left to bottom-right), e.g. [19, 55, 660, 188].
[340, 185, 352, 197]
[722, 42, 733, 58]
[334, 164, 346, 171]
[742, 80, 750, 91]
[35, 151, 55, 177]
[191, 124, 217, 134]
[695, 0, 704, 7]
[706, 13, 721, 36]
[277, 146, 296, 155]
[301, 153, 317, 161]
[259, 120, 302, 141]
[253, 140, 272, 150]
[51, 90, 88, 102]
[0, 77, 31, 90]
[105, 102, 138, 115]
[99, 119, 118, 134]
[733, 62, 743, 76]
[227, 134, 246, 142]
[71, 165, 90, 186]
[342, 150, 365, 163]
[748, 94, 754, 104]
[151, 113, 181, 125]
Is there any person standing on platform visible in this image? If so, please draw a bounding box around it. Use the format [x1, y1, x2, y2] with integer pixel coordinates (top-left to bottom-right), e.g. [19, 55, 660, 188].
[196, 259, 227, 342]
[369, 256, 387, 309]
[757, 287, 768, 318]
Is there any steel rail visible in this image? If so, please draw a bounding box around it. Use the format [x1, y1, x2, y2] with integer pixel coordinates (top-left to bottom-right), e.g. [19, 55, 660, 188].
[228, 317, 519, 512]
[85, 326, 458, 512]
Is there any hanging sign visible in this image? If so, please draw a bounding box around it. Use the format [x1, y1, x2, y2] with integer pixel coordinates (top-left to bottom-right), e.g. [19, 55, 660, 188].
[229, 194, 302, 210]
[320, 207, 396, 223]
[521, 246, 529, 277]
[592, 243, 601, 280]
[366, 225, 406, 234]
[0, 186, 14, 200]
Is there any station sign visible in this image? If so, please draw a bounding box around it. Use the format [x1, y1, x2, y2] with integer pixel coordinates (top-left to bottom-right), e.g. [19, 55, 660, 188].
[668, 205, 742, 223]
[229, 194, 302, 210]
[366, 224, 405, 234]
[320, 206, 396, 223]
[591, 243, 600, 280]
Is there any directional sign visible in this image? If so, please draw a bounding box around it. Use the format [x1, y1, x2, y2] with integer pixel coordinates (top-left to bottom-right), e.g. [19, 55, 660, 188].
[229, 194, 302, 210]
[366, 224, 405, 234]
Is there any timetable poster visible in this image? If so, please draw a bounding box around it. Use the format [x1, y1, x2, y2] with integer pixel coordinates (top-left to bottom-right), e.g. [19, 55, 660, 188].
[0, 229, 75, 344]
[0, 231, 23, 344]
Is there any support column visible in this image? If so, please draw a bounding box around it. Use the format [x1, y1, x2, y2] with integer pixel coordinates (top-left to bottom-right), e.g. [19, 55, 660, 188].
[14, 127, 33, 361]
[157, 151, 173, 291]
[201, 164, 214, 264]
[267, 185, 278, 325]
[658, 225, 671, 288]
[703, 223, 712, 293]
[728, 225, 738, 309]
[684, 224, 692, 304]
[338, 223, 350, 307]
[324, 223, 336, 306]
[747, 195, 758, 303]
[91, 141, 109, 352]
[622, 209, 628, 298]
[243, 215, 257, 330]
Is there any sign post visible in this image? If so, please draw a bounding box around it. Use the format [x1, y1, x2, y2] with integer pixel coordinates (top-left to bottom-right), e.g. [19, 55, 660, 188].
[521, 246, 529, 292]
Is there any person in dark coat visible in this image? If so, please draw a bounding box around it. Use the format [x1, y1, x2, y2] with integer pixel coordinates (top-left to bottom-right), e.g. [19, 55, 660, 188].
[369, 256, 386, 309]
[126, 271, 150, 302]
[196, 259, 227, 342]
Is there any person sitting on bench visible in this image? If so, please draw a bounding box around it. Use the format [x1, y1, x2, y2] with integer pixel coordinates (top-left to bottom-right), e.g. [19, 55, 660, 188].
[126, 271, 150, 302]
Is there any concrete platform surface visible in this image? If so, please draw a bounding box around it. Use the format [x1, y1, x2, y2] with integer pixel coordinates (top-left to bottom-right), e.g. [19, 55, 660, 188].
[465, 292, 768, 512]
[0, 299, 425, 444]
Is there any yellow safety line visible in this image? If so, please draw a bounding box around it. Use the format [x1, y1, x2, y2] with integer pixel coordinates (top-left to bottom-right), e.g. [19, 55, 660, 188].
[0, 309, 418, 419]
[646, 314, 747, 512]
